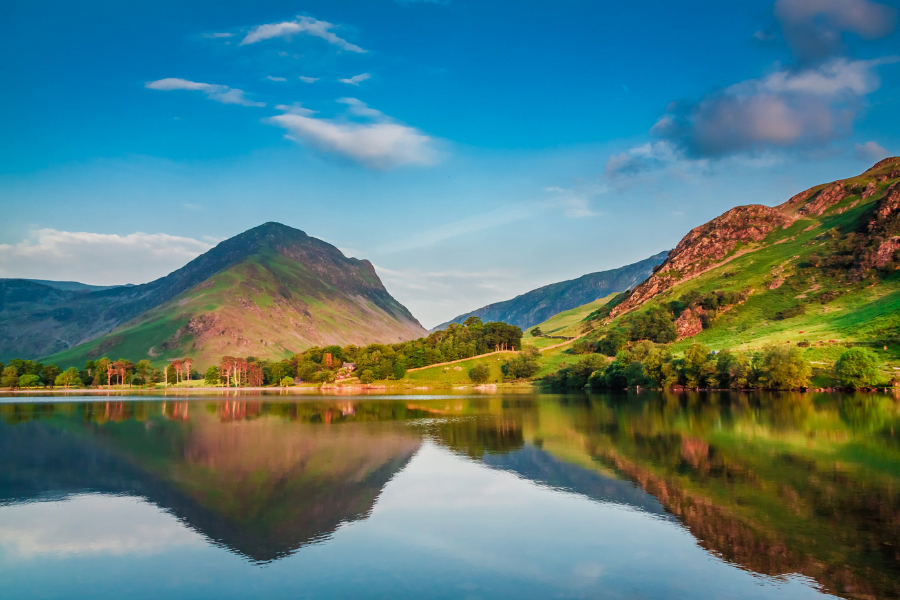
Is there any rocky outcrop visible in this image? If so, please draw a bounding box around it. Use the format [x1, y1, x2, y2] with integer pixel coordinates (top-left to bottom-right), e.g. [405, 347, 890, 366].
[675, 308, 704, 339]
[611, 205, 790, 317]
[797, 183, 849, 216]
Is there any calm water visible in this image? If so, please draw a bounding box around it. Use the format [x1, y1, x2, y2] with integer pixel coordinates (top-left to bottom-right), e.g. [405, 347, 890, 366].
[0, 391, 898, 599]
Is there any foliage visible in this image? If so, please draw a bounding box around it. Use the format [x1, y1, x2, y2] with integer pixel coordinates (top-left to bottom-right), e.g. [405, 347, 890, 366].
[359, 369, 375, 384]
[17, 374, 41, 388]
[755, 345, 812, 390]
[54, 367, 83, 389]
[624, 306, 677, 343]
[502, 347, 541, 379]
[1, 366, 18, 388]
[205, 366, 220, 385]
[597, 332, 627, 356]
[835, 347, 881, 389]
[469, 363, 491, 383]
[280, 376, 294, 387]
[530, 327, 543, 337]
[570, 339, 594, 355]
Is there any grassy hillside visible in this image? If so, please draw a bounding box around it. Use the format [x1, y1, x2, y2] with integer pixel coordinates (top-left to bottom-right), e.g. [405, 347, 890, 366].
[435, 251, 667, 331]
[572, 157, 900, 376]
[41, 223, 426, 368]
[523, 293, 618, 348]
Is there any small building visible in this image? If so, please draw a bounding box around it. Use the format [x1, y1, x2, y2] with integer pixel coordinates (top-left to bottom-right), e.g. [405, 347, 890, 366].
[343, 363, 357, 372]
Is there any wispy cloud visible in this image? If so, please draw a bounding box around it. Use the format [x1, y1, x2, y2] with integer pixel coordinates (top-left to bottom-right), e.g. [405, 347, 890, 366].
[299, 76, 319, 83]
[0, 229, 213, 285]
[265, 75, 287, 82]
[267, 99, 438, 169]
[855, 140, 890, 162]
[240, 16, 366, 53]
[203, 32, 234, 39]
[145, 78, 265, 107]
[338, 73, 371, 86]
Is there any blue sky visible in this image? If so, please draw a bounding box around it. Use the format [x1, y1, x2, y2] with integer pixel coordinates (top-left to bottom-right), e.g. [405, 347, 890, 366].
[1, 0, 899, 327]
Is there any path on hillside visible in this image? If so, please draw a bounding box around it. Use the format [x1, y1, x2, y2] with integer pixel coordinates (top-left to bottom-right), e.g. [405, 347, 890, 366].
[406, 350, 519, 372]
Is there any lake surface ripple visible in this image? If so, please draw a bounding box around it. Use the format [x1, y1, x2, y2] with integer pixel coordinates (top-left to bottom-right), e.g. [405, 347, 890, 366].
[0, 391, 898, 599]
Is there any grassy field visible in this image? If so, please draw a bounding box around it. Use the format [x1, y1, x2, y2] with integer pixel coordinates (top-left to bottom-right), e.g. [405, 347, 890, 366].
[523, 294, 617, 349]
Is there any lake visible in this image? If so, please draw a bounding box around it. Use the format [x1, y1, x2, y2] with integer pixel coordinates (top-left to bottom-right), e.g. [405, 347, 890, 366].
[0, 391, 898, 599]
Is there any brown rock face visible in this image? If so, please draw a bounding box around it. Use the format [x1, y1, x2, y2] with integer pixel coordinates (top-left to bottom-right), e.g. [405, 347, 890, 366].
[675, 308, 704, 339]
[796, 183, 848, 216]
[612, 205, 790, 317]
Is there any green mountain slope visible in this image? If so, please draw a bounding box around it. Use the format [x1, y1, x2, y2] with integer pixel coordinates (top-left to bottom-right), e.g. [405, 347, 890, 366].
[3, 222, 425, 365]
[593, 157, 900, 353]
[434, 251, 668, 332]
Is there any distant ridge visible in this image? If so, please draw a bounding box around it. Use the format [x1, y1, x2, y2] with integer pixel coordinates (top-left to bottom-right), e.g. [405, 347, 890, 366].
[24, 279, 127, 292]
[434, 251, 668, 331]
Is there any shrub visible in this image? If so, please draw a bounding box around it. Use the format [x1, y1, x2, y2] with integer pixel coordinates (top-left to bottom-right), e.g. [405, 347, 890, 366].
[503, 347, 541, 379]
[597, 332, 627, 356]
[774, 304, 806, 320]
[280, 376, 294, 387]
[835, 347, 881, 389]
[530, 327, 543, 337]
[359, 369, 375, 384]
[469, 363, 491, 383]
[392, 362, 407, 380]
[570, 339, 594, 355]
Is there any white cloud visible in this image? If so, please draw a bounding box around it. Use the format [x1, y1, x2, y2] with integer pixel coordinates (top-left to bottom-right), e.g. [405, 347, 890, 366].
[240, 16, 366, 53]
[299, 76, 319, 83]
[145, 78, 265, 107]
[338, 73, 371, 86]
[855, 140, 890, 162]
[265, 75, 287, 82]
[0, 229, 213, 285]
[203, 32, 234, 39]
[267, 101, 438, 169]
[337, 97, 384, 118]
[274, 102, 317, 116]
[756, 57, 898, 97]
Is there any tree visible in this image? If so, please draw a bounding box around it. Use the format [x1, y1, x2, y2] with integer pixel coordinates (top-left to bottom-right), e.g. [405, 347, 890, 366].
[683, 343, 713, 388]
[597, 332, 626, 356]
[205, 366, 220, 386]
[40, 364, 61, 387]
[571, 339, 594, 355]
[530, 327, 543, 337]
[54, 367, 83, 390]
[835, 347, 881, 389]
[756, 345, 811, 390]
[469, 363, 491, 383]
[136, 360, 152, 387]
[392, 361, 407, 380]
[360, 369, 375, 384]
[17, 374, 41, 388]
[280, 376, 294, 387]
[1, 366, 19, 388]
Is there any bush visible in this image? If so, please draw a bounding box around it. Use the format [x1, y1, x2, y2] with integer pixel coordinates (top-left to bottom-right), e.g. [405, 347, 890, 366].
[503, 347, 541, 379]
[530, 327, 543, 337]
[392, 362, 407, 380]
[597, 332, 627, 356]
[17, 374, 41, 388]
[756, 345, 811, 389]
[359, 369, 375, 384]
[774, 304, 806, 320]
[835, 347, 881, 389]
[280, 376, 294, 387]
[469, 363, 491, 383]
[54, 367, 83, 389]
[570, 339, 594, 355]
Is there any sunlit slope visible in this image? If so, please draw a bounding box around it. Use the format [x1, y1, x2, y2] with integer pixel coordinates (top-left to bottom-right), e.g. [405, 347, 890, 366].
[43, 223, 426, 367]
[592, 157, 900, 352]
[523, 293, 618, 349]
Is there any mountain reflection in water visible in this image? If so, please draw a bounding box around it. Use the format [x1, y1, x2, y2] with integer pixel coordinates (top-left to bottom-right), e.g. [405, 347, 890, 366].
[0, 392, 898, 599]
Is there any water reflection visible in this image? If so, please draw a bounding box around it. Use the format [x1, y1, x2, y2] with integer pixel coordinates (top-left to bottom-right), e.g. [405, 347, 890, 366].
[0, 392, 898, 598]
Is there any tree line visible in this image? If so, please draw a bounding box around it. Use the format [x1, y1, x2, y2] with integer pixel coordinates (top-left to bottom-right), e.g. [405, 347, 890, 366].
[0, 317, 524, 389]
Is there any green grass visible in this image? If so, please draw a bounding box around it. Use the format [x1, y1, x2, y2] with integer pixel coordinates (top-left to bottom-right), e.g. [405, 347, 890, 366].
[523, 293, 617, 349]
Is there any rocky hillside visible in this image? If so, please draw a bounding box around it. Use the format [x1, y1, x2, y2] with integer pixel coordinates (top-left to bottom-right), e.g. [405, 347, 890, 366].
[599, 157, 900, 349]
[436, 251, 668, 331]
[3, 223, 426, 365]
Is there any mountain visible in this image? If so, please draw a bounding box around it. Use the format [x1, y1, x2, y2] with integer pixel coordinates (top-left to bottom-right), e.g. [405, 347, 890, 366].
[602, 157, 900, 347]
[1, 222, 426, 365]
[434, 251, 668, 332]
[24, 279, 126, 292]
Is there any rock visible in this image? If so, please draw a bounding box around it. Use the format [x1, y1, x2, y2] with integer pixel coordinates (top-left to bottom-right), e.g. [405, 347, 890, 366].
[675, 308, 704, 339]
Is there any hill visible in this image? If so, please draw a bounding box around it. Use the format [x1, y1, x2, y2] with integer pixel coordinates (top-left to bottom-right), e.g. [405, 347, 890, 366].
[2, 222, 425, 365]
[587, 157, 900, 356]
[434, 251, 668, 332]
